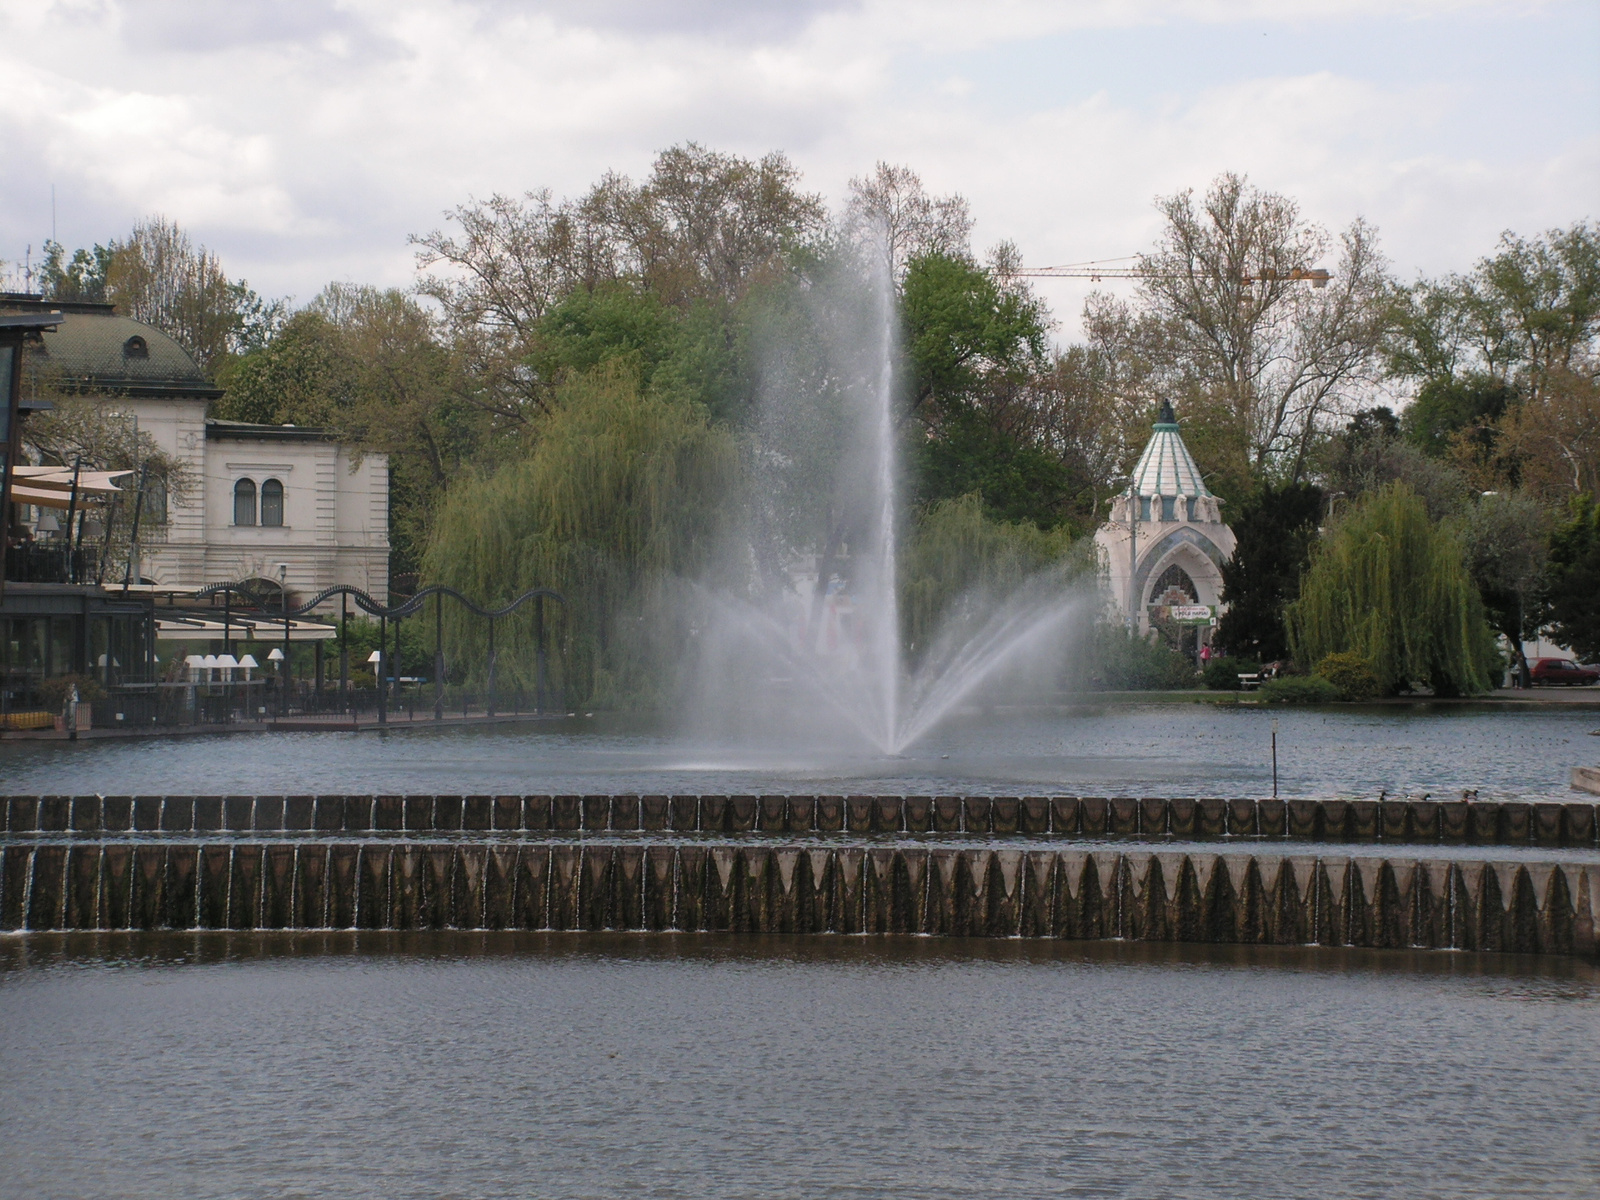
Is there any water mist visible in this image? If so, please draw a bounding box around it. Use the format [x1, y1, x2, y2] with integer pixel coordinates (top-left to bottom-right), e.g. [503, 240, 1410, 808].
[681, 240, 1095, 757]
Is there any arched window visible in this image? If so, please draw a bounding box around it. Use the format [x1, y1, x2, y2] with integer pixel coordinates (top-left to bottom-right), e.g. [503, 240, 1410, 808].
[260, 478, 284, 527]
[233, 478, 256, 526]
[1149, 563, 1199, 606]
[122, 335, 148, 359]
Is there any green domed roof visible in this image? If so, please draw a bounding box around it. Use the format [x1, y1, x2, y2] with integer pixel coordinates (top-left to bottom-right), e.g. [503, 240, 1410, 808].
[1130, 401, 1210, 498]
[2, 295, 219, 399]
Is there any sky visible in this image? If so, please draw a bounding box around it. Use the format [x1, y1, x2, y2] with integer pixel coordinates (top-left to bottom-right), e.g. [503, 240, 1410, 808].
[1, 0, 1596, 340]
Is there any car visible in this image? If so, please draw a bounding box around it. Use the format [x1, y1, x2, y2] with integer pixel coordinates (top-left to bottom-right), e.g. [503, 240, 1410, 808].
[1527, 657, 1600, 686]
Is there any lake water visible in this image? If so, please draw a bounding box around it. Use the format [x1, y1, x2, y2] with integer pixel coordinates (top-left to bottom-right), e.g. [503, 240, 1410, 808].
[1, 933, 1597, 1200]
[2, 703, 1597, 800]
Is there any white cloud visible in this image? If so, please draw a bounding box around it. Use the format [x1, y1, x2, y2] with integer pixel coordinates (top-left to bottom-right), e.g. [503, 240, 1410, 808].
[0, 0, 1593, 334]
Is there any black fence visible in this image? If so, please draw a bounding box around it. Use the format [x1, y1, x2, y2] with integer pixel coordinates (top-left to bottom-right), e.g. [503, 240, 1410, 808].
[4, 543, 100, 585]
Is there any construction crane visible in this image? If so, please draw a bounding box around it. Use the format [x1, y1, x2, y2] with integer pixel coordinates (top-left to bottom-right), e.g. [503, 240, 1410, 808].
[1014, 258, 1332, 287]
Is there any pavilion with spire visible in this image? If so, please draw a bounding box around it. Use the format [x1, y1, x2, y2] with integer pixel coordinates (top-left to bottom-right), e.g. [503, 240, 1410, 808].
[1094, 401, 1236, 653]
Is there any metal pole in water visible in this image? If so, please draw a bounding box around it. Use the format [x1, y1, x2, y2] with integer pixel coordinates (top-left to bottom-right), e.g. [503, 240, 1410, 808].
[1271, 717, 1279, 798]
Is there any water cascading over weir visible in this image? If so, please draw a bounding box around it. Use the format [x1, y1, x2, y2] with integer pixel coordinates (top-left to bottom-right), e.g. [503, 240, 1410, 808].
[4, 793, 1598, 960]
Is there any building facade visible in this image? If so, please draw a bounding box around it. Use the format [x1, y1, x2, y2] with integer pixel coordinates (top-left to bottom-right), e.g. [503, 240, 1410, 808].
[1095, 402, 1236, 647]
[6, 294, 389, 604]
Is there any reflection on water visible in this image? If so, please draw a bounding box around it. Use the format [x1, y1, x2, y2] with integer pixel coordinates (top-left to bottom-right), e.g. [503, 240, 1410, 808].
[2, 703, 1598, 800]
[1, 933, 1597, 1200]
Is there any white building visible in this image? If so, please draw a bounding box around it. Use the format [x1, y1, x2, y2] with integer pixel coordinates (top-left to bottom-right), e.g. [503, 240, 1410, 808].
[1095, 401, 1236, 646]
[13, 296, 389, 603]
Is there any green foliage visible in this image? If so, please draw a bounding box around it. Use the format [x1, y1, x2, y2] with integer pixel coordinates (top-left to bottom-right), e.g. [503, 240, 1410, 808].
[910, 408, 1079, 529]
[902, 253, 1047, 409]
[1545, 494, 1600, 661]
[900, 252, 1073, 527]
[39, 239, 114, 302]
[1202, 656, 1258, 691]
[219, 286, 503, 576]
[1258, 674, 1340, 704]
[215, 310, 355, 426]
[1458, 490, 1549, 671]
[422, 366, 737, 708]
[1287, 483, 1500, 695]
[1214, 480, 1323, 661]
[326, 615, 433, 679]
[1401, 373, 1514, 457]
[529, 283, 750, 426]
[1313, 652, 1380, 700]
[1092, 624, 1199, 691]
[37, 674, 107, 709]
[900, 494, 1081, 657]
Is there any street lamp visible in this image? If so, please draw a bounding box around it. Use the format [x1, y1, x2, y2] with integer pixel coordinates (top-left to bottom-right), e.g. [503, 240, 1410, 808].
[369, 648, 386, 725]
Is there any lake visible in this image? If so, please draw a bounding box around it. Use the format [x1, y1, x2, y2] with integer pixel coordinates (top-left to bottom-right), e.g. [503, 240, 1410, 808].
[2, 702, 1597, 801]
[1, 933, 1596, 1200]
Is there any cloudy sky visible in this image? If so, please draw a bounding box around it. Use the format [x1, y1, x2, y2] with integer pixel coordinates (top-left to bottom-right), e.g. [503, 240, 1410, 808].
[2, 0, 1595, 337]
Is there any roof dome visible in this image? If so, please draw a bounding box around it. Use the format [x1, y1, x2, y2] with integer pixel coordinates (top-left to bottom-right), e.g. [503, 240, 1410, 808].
[1130, 400, 1210, 498]
[1, 295, 218, 399]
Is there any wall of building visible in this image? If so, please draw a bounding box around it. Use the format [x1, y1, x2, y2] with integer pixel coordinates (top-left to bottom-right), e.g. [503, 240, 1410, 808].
[115, 398, 388, 604]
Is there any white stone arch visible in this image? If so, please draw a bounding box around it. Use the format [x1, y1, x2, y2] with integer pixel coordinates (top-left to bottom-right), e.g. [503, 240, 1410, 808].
[1132, 527, 1227, 634]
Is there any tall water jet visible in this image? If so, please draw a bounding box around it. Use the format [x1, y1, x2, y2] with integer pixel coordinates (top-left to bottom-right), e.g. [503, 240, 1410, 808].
[681, 232, 1094, 757]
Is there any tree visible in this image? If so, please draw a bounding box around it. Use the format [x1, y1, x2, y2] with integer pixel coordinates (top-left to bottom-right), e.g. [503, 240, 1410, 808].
[39, 240, 114, 302]
[1458, 492, 1549, 685]
[1132, 173, 1391, 478]
[1287, 483, 1500, 695]
[38, 220, 281, 377]
[899, 493, 1080, 656]
[1544, 494, 1600, 662]
[1316, 409, 1471, 521]
[103, 217, 280, 376]
[843, 162, 972, 281]
[219, 285, 503, 577]
[421, 366, 737, 707]
[1400, 373, 1515, 457]
[215, 309, 357, 427]
[1213, 481, 1324, 662]
[413, 144, 827, 424]
[1385, 222, 1600, 500]
[901, 251, 1076, 526]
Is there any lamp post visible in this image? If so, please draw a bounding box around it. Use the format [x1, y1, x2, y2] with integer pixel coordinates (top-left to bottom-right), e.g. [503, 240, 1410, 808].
[267, 646, 284, 720]
[369, 648, 386, 726]
[277, 564, 290, 716]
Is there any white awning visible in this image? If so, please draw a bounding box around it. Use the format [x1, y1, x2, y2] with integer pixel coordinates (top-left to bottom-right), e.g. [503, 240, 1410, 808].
[156, 616, 337, 643]
[8, 467, 134, 508]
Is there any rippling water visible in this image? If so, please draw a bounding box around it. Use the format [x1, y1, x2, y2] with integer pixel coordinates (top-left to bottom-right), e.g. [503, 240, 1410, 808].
[1, 934, 1597, 1200]
[2, 703, 1598, 799]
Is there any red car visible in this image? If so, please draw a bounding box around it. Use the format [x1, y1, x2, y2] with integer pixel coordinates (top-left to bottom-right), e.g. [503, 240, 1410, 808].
[1527, 657, 1600, 686]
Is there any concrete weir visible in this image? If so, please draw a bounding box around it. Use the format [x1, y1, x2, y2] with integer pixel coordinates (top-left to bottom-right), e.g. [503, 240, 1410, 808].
[3, 794, 1598, 959]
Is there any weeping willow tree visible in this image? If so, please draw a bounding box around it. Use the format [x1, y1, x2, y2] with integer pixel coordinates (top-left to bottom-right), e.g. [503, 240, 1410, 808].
[900, 493, 1084, 660]
[422, 366, 737, 708]
[1286, 483, 1500, 696]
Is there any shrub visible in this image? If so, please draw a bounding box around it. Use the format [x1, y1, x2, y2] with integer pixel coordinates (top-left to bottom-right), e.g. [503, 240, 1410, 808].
[1315, 652, 1380, 701]
[1203, 656, 1259, 691]
[37, 674, 106, 709]
[1258, 675, 1340, 704]
[1093, 624, 1199, 690]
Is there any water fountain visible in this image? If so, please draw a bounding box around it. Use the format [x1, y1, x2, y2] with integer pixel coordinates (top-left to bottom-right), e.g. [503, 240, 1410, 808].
[685, 246, 1094, 757]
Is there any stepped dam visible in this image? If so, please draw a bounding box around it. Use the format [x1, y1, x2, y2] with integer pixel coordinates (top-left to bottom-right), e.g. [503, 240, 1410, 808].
[4, 793, 1599, 959]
